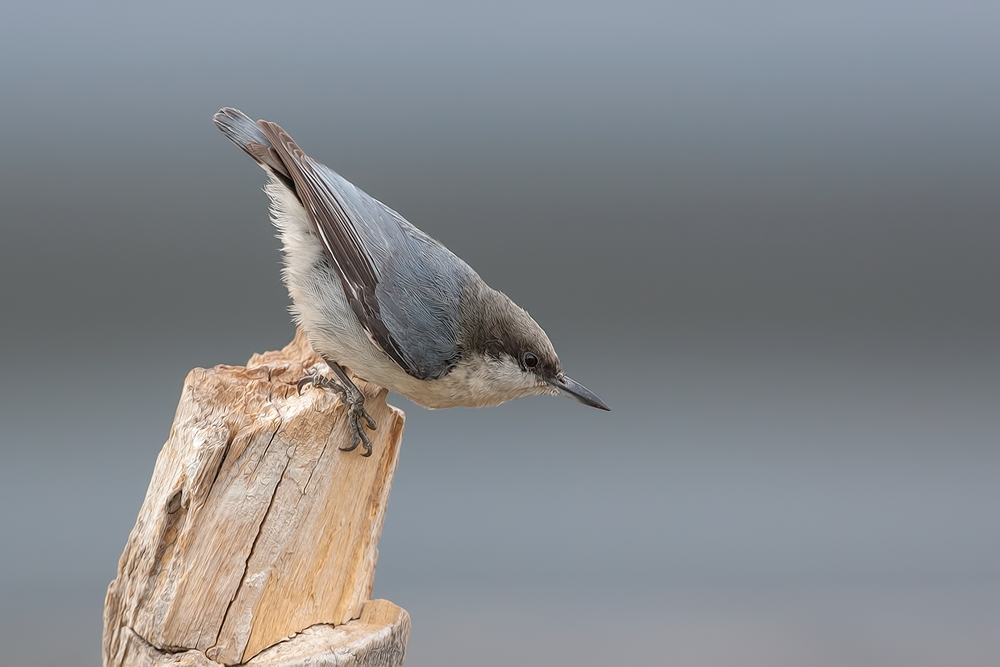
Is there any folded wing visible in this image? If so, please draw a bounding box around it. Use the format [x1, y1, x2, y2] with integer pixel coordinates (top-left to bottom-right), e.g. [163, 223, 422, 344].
[214, 108, 463, 380]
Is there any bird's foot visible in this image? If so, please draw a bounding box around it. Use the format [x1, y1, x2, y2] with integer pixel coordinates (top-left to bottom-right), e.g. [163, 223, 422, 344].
[340, 399, 378, 457]
[298, 368, 378, 457]
[297, 372, 345, 396]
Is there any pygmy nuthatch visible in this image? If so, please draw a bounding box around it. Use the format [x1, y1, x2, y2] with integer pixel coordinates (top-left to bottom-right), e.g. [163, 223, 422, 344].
[214, 108, 609, 456]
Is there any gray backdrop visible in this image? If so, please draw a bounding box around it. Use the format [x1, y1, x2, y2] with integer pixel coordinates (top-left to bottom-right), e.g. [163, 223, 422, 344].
[2, 2, 998, 665]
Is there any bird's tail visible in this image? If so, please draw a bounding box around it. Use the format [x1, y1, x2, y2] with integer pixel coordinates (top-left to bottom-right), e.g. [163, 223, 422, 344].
[213, 107, 294, 189]
[213, 107, 269, 153]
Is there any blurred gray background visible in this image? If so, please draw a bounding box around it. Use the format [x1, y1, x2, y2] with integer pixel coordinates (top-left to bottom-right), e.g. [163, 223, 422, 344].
[2, 1, 998, 665]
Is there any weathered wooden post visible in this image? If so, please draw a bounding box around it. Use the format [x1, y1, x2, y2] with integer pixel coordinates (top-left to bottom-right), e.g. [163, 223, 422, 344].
[103, 331, 409, 667]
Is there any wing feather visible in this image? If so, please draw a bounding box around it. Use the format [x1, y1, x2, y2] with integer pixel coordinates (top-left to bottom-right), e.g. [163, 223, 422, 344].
[256, 121, 419, 376]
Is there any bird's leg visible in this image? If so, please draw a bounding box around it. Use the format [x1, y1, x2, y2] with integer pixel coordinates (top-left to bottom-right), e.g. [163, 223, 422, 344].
[297, 358, 378, 457]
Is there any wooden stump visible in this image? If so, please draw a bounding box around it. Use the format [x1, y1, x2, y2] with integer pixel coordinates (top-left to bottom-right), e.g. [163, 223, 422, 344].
[103, 331, 409, 667]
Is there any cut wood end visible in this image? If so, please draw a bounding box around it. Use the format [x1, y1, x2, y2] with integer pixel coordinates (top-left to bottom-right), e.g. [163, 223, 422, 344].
[242, 328, 389, 404]
[245, 600, 411, 667]
[103, 332, 407, 667]
[110, 600, 409, 667]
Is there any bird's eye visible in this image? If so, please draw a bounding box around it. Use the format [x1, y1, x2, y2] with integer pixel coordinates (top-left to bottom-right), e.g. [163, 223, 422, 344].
[522, 352, 538, 369]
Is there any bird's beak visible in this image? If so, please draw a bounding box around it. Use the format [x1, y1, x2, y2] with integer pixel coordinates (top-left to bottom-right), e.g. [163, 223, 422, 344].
[548, 374, 610, 411]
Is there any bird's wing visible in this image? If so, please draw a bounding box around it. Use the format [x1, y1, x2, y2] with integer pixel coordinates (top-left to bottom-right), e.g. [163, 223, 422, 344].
[367, 209, 465, 380]
[254, 119, 425, 376]
[215, 108, 463, 379]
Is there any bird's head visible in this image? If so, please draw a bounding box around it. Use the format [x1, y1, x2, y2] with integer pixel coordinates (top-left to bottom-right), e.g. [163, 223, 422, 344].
[457, 286, 609, 410]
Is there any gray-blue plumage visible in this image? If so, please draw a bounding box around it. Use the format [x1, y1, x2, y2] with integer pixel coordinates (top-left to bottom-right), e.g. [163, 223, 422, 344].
[217, 107, 471, 381]
[317, 163, 471, 380]
[213, 107, 608, 455]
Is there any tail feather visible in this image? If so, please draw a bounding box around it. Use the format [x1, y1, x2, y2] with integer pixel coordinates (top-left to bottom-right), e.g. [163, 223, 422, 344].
[213, 107, 268, 151]
[213, 107, 294, 191]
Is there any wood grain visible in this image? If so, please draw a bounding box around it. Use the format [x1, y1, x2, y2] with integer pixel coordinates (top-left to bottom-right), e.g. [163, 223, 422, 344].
[103, 331, 407, 666]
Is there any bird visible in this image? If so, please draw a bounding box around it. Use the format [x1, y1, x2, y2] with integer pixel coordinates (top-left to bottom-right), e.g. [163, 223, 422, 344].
[213, 108, 609, 456]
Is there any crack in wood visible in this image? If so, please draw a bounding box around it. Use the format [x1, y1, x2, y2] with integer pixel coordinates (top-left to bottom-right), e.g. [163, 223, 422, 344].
[103, 332, 408, 667]
[209, 418, 287, 661]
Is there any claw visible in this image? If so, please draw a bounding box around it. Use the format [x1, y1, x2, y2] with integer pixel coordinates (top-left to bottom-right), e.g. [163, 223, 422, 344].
[300, 359, 378, 457]
[338, 429, 373, 456]
[339, 403, 375, 456]
[356, 410, 374, 457]
[298, 373, 346, 396]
